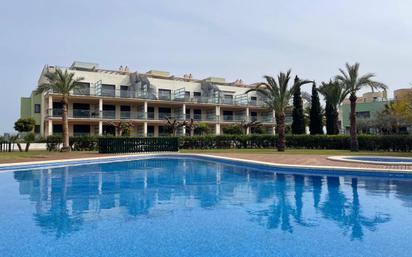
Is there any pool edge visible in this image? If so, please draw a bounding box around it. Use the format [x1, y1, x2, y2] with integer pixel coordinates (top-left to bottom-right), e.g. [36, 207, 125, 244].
[1, 153, 412, 174]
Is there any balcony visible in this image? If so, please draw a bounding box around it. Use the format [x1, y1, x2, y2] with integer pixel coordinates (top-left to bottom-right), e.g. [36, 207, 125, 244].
[73, 109, 98, 119]
[48, 86, 267, 107]
[102, 110, 116, 119]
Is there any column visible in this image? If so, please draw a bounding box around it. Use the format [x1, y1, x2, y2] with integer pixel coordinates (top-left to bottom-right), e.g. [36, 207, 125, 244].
[98, 121, 103, 136]
[215, 106, 221, 135]
[144, 101, 148, 119]
[272, 110, 276, 135]
[48, 95, 53, 111]
[182, 104, 186, 136]
[246, 107, 250, 135]
[99, 98, 103, 119]
[144, 122, 148, 137]
[48, 120, 53, 136]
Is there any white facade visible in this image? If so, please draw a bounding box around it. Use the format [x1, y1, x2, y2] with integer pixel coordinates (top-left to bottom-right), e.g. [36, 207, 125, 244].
[35, 62, 275, 137]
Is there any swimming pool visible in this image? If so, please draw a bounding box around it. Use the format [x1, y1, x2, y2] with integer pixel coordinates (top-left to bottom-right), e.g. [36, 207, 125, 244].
[1, 155, 412, 257]
[329, 155, 412, 165]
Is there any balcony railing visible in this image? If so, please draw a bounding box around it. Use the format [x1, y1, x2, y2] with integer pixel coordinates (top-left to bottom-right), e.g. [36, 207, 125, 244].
[102, 110, 116, 119]
[47, 108, 275, 123]
[73, 109, 99, 119]
[48, 87, 266, 107]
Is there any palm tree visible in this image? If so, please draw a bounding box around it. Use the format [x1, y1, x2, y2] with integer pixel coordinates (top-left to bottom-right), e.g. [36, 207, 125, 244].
[247, 70, 311, 151]
[318, 80, 349, 135]
[336, 63, 387, 151]
[35, 68, 84, 151]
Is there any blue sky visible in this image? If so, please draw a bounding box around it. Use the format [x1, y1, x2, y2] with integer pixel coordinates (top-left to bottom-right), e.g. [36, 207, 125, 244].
[1, 0, 411, 133]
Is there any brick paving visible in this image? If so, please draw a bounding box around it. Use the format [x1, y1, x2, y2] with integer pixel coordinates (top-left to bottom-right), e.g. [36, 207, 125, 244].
[205, 153, 412, 171]
[1, 151, 411, 171]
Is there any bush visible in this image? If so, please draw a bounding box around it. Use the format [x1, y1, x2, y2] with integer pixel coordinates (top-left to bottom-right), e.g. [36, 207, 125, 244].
[178, 134, 412, 152]
[46, 136, 98, 151]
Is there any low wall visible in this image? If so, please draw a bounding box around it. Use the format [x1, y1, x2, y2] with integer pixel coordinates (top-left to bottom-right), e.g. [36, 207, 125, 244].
[14, 143, 47, 151]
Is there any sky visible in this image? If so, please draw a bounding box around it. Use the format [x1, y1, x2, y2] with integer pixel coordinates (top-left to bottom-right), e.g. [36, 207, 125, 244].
[0, 0, 411, 133]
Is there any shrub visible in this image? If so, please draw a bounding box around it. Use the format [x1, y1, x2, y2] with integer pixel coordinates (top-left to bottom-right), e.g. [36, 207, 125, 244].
[178, 134, 412, 152]
[46, 136, 98, 151]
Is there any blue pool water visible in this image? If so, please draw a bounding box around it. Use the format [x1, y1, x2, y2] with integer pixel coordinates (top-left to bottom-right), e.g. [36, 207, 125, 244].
[1, 156, 412, 257]
[346, 156, 412, 163]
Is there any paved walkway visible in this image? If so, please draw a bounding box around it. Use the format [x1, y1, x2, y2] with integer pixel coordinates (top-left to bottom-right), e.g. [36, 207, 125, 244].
[205, 153, 412, 171]
[1, 151, 411, 171]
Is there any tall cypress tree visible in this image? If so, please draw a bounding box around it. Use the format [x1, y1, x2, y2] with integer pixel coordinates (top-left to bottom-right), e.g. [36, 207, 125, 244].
[309, 82, 323, 135]
[291, 76, 305, 134]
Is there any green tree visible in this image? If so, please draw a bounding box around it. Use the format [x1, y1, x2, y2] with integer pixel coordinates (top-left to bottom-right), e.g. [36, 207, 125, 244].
[291, 76, 306, 134]
[164, 118, 185, 136]
[246, 70, 311, 151]
[309, 82, 323, 135]
[240, 120, 262, 135]
[222, 124, 243, 135]
[318, 80, 348, 135]
[35, 68, 84, 151]
[194, 122, 209, 135]
[336, 63, 387, 151]
[14, 118, 36, 152]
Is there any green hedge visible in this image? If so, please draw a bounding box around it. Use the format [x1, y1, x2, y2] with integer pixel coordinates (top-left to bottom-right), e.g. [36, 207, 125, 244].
[46, 134, 412, 152]
[46, 136, 98, 151]
[178, 134, 412, 152]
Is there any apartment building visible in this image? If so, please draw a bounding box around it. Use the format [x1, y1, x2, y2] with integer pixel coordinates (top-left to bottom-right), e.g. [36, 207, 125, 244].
[339, 91, 388, 133]
[20, 61, 275, 137]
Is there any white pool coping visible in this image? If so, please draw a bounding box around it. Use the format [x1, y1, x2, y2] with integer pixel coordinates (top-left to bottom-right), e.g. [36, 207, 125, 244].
[1, 153, 412, 174]
[328, 156, 412, 166]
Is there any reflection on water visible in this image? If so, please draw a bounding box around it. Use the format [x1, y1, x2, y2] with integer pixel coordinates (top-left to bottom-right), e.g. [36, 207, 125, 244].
[12, 158, 412, 239]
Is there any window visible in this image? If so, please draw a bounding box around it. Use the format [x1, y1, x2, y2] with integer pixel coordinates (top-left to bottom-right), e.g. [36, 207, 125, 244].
[356, 111, 370, 119]
[185, 91, 190, 98]
[251, 112, 257, 121]
[101, 84, 116, 97]
[158, 89, 171, 100]
[223, 111, 233, 121]
[34, 125, 40, 134]
[147, 107, 155, 119]
[120, 105, 131, 119]
[120, 85, 130, 98]
[34, 104, 41, 113]
[194, 92, 201, 97]
[73, 125, 90, 136]
[103, 105, 116, 119]
[223, 95, 233, 104]
[250, 96, 257, 105]
[73, 103, 90, 118]
[194, 109, 202, 120]
[53, 124, 63, 134]
[73, 82, 90, 95]
[159, 107, 171, 119]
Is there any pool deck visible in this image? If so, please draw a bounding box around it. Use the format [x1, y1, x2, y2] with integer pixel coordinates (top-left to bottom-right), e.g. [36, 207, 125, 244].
[201, 153, 412, 171]
[0, 152, 411, 172]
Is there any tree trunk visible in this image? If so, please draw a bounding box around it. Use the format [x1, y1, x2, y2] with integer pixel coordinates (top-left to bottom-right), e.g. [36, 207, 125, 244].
[333, 109, 340, 134]
[62, 96, 71, 152]
[349, 93, 359, 151]
[16, 142, 23, 152]
[276, 112, 286, 152]
[25, 142, 30, 152]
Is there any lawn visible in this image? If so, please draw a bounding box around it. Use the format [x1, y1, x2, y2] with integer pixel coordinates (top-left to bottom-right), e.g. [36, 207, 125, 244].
[0, 150, 99, 163]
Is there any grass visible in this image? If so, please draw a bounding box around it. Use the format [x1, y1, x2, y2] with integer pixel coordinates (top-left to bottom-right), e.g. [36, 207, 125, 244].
[180, 148, 412, 156]
[0, 150, 98, 162]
